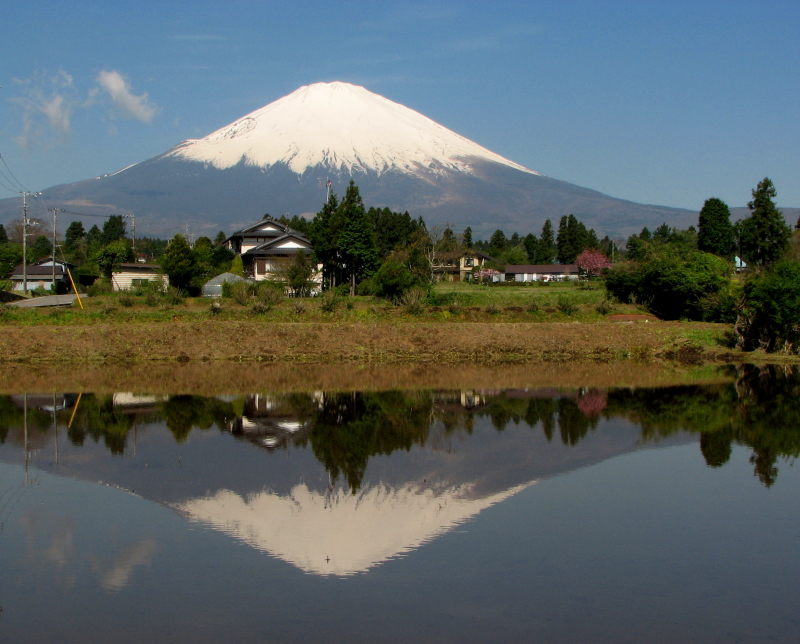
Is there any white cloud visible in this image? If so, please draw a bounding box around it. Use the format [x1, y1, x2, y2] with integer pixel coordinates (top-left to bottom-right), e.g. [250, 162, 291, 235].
[11, 69, 76, 148]
[96, 70, 158, 123]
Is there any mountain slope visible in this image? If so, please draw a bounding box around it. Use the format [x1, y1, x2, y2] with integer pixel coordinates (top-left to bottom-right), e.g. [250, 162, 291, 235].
[0, 82, 707, 238]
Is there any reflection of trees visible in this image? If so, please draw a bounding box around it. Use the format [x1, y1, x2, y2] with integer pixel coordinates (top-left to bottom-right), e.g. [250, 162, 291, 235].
[606, 365, 800, 487]
[300, 392, 434, 492]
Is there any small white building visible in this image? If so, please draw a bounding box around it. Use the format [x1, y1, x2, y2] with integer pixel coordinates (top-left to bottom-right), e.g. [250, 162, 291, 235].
[8, 257, 75, 293]
[505, 264, 580, 282]
[111, 263, 168, 291]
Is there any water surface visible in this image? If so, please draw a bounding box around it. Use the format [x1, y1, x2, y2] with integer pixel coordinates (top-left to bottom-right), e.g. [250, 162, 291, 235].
[0, 364, 798, 643]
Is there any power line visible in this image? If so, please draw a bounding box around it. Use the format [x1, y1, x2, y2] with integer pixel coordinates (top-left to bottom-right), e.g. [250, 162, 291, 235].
[0, 153, 29, 192]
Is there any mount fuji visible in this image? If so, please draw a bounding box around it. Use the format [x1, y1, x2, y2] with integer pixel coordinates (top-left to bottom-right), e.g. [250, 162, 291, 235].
[1, 82, 699, 238]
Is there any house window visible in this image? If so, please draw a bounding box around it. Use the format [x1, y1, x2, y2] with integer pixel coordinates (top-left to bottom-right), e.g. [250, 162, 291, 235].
[131, 279, 150, 287]
[465, 258, 474, 267]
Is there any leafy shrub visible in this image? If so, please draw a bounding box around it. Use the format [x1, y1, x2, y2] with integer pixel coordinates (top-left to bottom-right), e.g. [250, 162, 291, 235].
[526, 297, 540, 314]
[557, 294, 578, 315]
[221, 281, 234, 298]
[365, 260, 425, 303]
[596, 299, 614, 315]
[605, 251, 730, 320]
[334, 284, 351, 297]
[401, 287, 426, 315]
[231, 281, 252, 306]
[320, 291, 340, 313]
[87, 278, 112, 297]
[145, 291, 159, 307]
[209, 301, 222, 316]
[0, 279, 13, 292]
[736, 261, 800, 353]
[292, 300, 306, 314]
[118, 292, 135, 307]
[485, 302, 500, 315]
[165, 286, 184, 305]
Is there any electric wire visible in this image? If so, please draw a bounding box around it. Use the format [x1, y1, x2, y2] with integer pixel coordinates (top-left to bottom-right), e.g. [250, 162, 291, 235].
[0, 153, 29, 192]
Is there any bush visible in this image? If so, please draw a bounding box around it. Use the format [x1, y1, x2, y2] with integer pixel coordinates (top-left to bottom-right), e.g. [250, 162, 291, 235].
[737, 261, 800, 353]
[231, 281, 252, 306]
[370, 261, 426, 303]
[253, 284, 281, 312]
[526, 297, 540, 314]
[87, 278, 112, 297]
[485, 302, 500, 315]
[118, 292, 135, 307]
[557, 294, 578, 315]
[292, 300, 306, 315]
[605, 252, 730, 320]
[401, 287, 426, 315]
[596, 299, 614, 315]
[165, 286, 184, 305]
[209, 301, 222, 316]
[320, 291, 340, 313]
[145, 291, 159, 307]
[221, 281, 234, 298]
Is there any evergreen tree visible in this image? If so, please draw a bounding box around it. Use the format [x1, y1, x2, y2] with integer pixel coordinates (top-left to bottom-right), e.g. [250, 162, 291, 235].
[640, 227, 652, 241]
[95, 239, 133, 279]
[64, 221, 86, 251]
[101, 215, 126, 246]
[556, 215, 589, 264]
[738, 178, 790, 266]
[214, 231, 227, 246]
[86, 225, 102, 251]
[538, 219, 556, 263]
[161, 234, 197, 291]
[488, 230, 507, 257]
[463, 227, 473, 248]
[697, 197, 734, 257]
[523, 233, 538, 263]
[509, 232, 521, 246]
[653, 223, 672, 244]
[440, 227, 458, 252]
[229, 254, 244, 277]
[309, 192, 344, 288]
[337, 181, 378, 294]
[0, 224, 7, 245]
[372, 208, 422, 258]
[29, 235, 53, 261]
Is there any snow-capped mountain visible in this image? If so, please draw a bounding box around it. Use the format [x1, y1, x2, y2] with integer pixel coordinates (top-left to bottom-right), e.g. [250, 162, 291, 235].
[0, 82, 699, 238]
[167, 82, 535, 178]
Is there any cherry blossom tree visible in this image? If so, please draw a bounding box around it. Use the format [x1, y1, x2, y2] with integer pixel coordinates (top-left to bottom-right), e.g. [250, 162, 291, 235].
[575, 248, 612, 279]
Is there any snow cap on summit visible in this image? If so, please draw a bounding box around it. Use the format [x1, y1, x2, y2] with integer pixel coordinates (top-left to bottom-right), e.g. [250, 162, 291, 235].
[167, 81, 537, 177]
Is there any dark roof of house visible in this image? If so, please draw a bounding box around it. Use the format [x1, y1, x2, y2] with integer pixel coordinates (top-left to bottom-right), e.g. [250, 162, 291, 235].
[116, 263, 162, 270]
[9, 264, 68, 277]
[505, 264, 579, 273]
[244, 233, 313, 255]
[227, 216, 307, 241]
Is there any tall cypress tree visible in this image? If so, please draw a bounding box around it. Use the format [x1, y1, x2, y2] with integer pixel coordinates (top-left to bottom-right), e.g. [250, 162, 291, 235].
[557, 215, 588, 264]
[739, 178, 790, 266]
[538, 219, 555, 263]
[65, 221, 86, 251]
[0, 224, 7, 245]
[697, 197, 734, 257]
[337, 181, 378, 294]
[309, 192, 343, 288]
[463, 227, 473, 248]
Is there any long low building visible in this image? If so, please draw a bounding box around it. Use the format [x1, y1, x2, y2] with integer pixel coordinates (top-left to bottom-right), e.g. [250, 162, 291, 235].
[505, 264, 580, 282]
[111, 263, 168, 291]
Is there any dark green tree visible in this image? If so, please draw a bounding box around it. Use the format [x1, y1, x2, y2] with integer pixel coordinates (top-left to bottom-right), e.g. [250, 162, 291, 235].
[653, 223, 672, 244]
[95, 239, 133, 279]
[697, 198, 734, 258]
[0, 224, 7, 245]
[738, 178, 790, 266]
[214, 231, 227, 246]
[285, 249, 314, 296]
[736, 260, 800, 352]
[488, 229, 507, 257]
[29, 235, 53, 261]
[640, 227, 652, 241]
[463, 226, 473, 248]
[64, 221, 86, 251]
[101, 215, 126, 246]
[161, 234, 197, 291]
[85, 225, 102, 251]
[538, 219, 556, 263]
[556, 215, 589, 264]
[309, 192, 344, 288]
[338, 181, 378, 294]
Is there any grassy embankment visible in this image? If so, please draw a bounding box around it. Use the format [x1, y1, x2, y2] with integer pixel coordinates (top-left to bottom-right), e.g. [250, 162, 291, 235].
[0, 280, 741, 365]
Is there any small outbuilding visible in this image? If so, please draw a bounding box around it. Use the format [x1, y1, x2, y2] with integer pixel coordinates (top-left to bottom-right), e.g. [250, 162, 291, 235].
[202, 272, 249, 297]
[505, 264, 580, 282]
[111, 263, 168, 291]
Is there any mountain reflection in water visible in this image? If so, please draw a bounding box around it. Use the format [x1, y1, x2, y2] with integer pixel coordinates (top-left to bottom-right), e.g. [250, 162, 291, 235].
[0, 363, 799, 577]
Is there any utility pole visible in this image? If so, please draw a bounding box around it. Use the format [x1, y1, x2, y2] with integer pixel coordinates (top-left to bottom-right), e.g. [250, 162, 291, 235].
[48, 208, 64, 292]
[20, 191, 41, 294]
[122, 213, 136, 253]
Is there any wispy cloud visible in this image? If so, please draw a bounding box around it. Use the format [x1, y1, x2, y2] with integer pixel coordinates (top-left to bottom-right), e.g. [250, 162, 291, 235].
[11, 69, 76, 148]
[169, 34, 224, 41]
[96, 70, 159, 122]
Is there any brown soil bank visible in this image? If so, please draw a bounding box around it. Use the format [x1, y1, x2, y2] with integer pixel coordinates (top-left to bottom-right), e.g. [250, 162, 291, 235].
[0, 320, 732, 365]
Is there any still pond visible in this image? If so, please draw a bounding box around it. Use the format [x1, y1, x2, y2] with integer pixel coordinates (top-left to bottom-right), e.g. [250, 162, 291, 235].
[0, 363, 798, 643]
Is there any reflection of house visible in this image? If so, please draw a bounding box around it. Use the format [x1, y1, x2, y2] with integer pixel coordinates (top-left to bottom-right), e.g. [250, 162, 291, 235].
[505, 264, 579, 282]
[111, 263, 168, 291]
[225, 217, 321, 288]
[228, 394, 314, 450]
[431, 250, 495, 281]
[8, 257, 75, 293]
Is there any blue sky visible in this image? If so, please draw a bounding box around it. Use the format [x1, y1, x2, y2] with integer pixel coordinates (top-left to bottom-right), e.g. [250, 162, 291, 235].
[1, 0, 798, 212]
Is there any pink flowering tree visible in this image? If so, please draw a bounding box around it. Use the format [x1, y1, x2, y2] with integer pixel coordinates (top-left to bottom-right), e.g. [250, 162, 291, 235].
[576, 248, 612, 280]
[473, 268, 501, 284]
